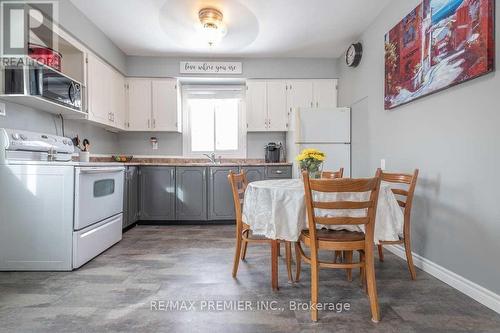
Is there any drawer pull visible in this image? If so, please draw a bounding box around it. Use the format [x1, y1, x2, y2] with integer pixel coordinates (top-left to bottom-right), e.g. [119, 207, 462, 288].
[275, 170, 283, 174]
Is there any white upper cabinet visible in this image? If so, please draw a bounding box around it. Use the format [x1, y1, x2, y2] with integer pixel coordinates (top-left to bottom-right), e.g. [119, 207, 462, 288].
[111, 70, 126, 129]
[87, 53, 111, 125]
[286, 79, 337, 110]
[152, 79, 180, 132]
[246, 81, 268, 132]
[246, 79, 337, 132]
[126, 78, 181, 132]
[266, 80, 288, 131]
[87, 52, 126, 130]
[126, 78, 152, 131]
[246, 80, 288, 132]
[286, 80, 314, 110]
[313, 79, 338, 108]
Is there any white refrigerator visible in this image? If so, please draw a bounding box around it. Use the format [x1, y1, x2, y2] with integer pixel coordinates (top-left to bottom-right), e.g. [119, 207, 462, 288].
[286, 107, 351, 178]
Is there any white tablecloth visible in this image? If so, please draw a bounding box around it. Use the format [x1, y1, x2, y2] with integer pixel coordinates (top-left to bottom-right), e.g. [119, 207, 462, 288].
[242, 179, 404, 244]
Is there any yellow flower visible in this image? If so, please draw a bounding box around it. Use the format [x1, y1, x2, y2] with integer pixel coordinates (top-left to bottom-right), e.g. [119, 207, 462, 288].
[302, 148, 323, 155]
[311, 154, 325, 161]
[295, 148, 326, 162]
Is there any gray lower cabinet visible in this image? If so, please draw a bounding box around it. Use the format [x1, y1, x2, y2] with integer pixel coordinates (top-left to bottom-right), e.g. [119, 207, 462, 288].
[134, 164, 292, 223]
[123, 166, 140, 229]
[140, 167, 176, 220]
[176, 167, 207, 220]
[240, 166, 266, 183]
[208, 166, 239, 220]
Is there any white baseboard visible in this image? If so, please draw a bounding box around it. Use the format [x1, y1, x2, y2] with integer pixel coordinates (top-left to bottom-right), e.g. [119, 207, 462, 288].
[385, 245, 500, 314]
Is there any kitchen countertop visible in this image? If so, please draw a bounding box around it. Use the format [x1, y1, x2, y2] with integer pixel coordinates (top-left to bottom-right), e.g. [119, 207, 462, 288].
[87, 157, 293, 167]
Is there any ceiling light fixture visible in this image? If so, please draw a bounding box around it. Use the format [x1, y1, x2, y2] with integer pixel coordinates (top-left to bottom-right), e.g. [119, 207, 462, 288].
[198, 7, 227, 46]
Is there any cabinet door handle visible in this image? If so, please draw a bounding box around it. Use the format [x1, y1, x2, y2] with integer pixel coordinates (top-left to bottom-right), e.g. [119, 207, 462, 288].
[310, 101, 313, 107]
[148, 119, 150, 128]
[152, 119, 156, 128]
[316, 102, 319, 108]
[170, 169, 174, 178]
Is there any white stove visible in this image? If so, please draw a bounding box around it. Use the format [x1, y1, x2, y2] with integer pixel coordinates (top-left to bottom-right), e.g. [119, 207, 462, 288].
[0, 128, 123, 271]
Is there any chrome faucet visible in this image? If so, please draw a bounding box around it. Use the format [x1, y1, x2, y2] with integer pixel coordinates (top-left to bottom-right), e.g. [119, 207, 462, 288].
[203, 153, 217, 164]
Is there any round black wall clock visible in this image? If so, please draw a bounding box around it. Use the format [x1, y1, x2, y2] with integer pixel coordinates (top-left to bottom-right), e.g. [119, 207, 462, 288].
[345, 42, 363, 67]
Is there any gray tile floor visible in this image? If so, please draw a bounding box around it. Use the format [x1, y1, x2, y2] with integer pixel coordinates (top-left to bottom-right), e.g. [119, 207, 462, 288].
[1, 225, 499, 333]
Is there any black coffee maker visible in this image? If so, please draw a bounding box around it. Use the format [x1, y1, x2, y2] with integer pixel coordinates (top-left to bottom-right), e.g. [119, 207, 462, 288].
[265, 142, 282, 163]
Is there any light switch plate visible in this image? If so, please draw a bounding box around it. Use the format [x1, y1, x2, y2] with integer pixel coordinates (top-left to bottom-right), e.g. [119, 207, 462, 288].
[380, 159, 386, 170]
[0, 102, 5, 116]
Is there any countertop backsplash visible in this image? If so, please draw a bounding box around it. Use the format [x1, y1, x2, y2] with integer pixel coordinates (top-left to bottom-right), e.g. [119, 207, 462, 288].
[0, 102, 120, 154]
[116, 131, 286, 160]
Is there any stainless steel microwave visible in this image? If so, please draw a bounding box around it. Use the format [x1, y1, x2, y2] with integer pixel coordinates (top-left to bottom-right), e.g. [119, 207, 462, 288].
[2, 60, 82, 111]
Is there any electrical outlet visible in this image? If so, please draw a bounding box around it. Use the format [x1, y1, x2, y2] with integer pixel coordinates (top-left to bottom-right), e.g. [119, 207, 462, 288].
[380, 159, 386, 170]
[150, 137, 158, 150]
[0, 102, 6, 116]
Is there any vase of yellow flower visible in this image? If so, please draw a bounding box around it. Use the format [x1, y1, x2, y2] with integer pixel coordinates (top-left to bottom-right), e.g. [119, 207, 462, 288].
[296, 148, 326, 179]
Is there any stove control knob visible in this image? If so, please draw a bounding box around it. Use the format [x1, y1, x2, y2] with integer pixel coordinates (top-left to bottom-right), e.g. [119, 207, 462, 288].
[20, 134, 27, 140]
[11, 133, 20, 140]
[62, 139, 68, 145]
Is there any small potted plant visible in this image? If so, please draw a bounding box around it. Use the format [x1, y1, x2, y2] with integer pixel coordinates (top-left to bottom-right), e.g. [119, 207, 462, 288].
[296, 148, 326, 179]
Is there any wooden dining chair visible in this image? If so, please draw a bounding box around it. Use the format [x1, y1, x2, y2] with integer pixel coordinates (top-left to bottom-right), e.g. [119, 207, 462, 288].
[320, 168, 345, 264]
[228, 171, 293, 283]
[377, 169, 419, 280]
[295, 170, 382, 322]
[321, 167, 344, 179]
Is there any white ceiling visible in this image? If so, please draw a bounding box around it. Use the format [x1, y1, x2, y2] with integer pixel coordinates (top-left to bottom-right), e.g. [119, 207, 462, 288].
[70, 0, 390, 58]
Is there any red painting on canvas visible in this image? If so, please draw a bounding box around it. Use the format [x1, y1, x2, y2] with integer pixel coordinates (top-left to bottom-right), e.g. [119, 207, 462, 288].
[384, 0, 495, 110]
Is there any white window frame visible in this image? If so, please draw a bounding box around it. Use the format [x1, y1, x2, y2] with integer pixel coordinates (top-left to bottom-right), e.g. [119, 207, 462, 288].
[182, 85, 247, 158]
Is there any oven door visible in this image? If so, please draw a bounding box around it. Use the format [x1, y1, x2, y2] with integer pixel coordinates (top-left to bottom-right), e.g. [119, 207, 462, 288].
[74, 167, 124, 230]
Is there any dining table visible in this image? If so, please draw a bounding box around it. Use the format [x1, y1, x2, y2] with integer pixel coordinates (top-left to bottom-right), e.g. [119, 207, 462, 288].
[242, 178, 404, 290]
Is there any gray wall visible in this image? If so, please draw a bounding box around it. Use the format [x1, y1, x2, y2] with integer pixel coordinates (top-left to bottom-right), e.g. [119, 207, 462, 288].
[127, 56, 339, 79]
[337, 0, 500, 294]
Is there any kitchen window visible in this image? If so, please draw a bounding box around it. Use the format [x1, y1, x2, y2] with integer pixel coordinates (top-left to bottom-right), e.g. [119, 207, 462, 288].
[183, 85, 246, 158]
